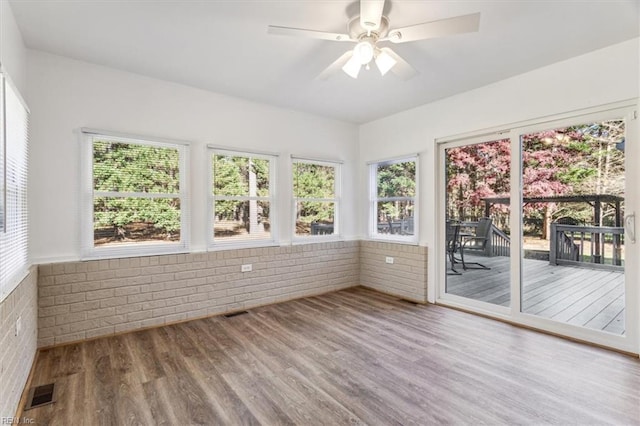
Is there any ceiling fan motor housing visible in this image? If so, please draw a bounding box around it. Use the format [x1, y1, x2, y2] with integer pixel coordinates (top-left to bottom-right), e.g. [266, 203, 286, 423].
[348, 16, 390, 40]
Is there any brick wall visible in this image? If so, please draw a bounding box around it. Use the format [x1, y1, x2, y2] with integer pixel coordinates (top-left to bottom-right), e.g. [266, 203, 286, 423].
[0, 267, 38, 417]
[37, 241, 359, 347]
[360, 241, 428, 303]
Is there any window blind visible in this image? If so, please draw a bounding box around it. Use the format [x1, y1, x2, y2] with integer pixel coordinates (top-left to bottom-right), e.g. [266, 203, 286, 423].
[81, 131, 190, 259]
[292, 158, 341, 238]
[209, 149, 277, 247]
[0, 72, 30, 301]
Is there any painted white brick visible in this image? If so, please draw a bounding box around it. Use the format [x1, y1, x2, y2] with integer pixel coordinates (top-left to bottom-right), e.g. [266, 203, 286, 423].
[36, 242, 360, 345]
[85, 288, 115, 301]
[0, 269, 38, 417]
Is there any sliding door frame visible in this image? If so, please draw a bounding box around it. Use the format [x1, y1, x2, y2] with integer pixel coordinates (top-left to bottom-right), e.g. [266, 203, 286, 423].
[435, 100, 639, 354]
[436, 131, 513, 319]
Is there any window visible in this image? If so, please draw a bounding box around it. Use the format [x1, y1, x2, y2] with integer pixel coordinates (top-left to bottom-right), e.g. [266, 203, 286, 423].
[370, 156, 417, 242]
[0, 75, 4, 232]
[82, 131, 189, 258]
[292, 158, 340, 238]
[0, 71, 30, 301]
[209, 149, 276, 247]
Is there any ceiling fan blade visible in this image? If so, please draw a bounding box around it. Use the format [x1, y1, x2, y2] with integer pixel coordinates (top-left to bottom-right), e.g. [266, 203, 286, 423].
[386, 12, 480, 43]
[316, 51, 354, 81]
[360, 0, 385, 31]
[379, 47, 417, 80]
[267, 25, 352, 42]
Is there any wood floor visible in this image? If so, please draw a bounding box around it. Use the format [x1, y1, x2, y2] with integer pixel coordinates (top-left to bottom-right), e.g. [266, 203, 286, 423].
[447, 255, 625, 334]
[25, 287, 640, 425]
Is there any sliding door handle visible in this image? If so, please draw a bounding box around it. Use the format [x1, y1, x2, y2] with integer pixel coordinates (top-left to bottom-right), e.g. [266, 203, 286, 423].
[625, 213, 636, 244]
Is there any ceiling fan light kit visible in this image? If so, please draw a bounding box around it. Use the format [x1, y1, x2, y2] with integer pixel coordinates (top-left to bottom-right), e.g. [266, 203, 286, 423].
[267, 0, 480, 81]
[375, 49, 396, 76]
[342, 53, 363, 79]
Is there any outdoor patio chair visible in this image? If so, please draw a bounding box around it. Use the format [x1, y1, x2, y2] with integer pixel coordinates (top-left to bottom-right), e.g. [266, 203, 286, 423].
[460, 217, 492, 270]
[446, 220, 462, 275]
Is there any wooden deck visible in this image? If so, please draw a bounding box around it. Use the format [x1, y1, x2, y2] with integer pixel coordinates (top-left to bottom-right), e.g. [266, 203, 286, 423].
[446, 255, 625, 335]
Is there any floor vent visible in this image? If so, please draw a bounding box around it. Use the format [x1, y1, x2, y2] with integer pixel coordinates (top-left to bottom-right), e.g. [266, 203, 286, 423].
[224, 310, 249, 318]
[25, 383, 56, 410]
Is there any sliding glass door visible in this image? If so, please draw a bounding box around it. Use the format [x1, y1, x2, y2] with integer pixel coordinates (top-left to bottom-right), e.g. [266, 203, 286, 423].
[517, 113, 636, 348]
[443, 136, 512, 313]
[439, 105, 638, 352]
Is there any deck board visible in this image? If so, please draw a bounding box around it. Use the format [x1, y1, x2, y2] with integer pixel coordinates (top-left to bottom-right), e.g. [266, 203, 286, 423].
[446, 255, 625, 335]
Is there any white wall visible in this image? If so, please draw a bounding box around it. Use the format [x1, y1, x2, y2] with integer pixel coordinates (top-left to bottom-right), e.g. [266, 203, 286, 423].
[0, 2, 35, 419]
[0, 0, 27, 95]
[27, 50, 359, 263]
[359, 38, 640, 302]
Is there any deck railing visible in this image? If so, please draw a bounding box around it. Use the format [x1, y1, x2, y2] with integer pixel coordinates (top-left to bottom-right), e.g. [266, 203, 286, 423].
[310, 222, 334, 235]
[550, 224, 624, 271]
[460, 221, 511, 257]
[490, 226, 511, 257]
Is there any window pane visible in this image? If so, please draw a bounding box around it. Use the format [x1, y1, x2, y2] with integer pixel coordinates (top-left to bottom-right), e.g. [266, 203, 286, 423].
[214, 200, 271, 241]
[295, 201, 335, 236]
[293, 163, 335, 198]
[376, 200, 415, 235]
[93, 141, 179, 193]
[213, 155, 270, 197]
[377, 161, 416, 198]
[94, 197, 181, 246]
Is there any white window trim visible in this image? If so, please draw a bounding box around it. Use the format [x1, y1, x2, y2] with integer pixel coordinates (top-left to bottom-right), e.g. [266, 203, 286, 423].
[0, 68, 30, 303]
[80, 130, 190, 260]
[369, 156, 419, 244]
[208, 148, 278, 249]
[291, 157, 342, 242]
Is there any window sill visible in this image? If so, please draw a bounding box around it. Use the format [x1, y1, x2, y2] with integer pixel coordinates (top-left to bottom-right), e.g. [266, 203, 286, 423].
[292, 235, 343, 245]
[366, 236, 419, 245]
[208, 240, 280, 251]
[81, 242, 189, 261]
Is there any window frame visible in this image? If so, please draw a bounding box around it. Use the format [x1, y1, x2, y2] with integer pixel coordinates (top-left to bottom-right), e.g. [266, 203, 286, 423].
[80, 130, 190, 259]
[369, 155, 419, 243]
[0, 69, 30, 302]
[208, 148, 278, 249]
[291, 157, 341, 242]
[0, 74, 5, 234]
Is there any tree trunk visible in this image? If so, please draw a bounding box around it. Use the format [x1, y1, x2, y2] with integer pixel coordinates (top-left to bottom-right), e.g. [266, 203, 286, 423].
[542, 207, 552, 240]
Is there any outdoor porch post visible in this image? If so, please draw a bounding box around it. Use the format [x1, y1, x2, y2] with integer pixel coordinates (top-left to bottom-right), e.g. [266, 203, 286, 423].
[614, 199, 622, 266]
[593, 197, 601, 264]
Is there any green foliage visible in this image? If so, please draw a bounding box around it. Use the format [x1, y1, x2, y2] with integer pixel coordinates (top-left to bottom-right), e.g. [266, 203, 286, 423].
[94, 198, 180, 232]
[93, 141, 179, 193]
[376, 161, 415, 220]
[377, 162, 416, 198]
[212, 155, 270, 221]
[294, 163, 335, 224]
[92, 141, 181, 239]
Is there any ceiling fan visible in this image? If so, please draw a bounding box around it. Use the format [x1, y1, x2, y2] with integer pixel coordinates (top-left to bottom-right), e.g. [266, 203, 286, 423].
[267, 0, 480, 80]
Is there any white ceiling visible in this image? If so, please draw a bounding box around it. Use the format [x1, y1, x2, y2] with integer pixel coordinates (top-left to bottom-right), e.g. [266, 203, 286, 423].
[9, 0, 640, 124]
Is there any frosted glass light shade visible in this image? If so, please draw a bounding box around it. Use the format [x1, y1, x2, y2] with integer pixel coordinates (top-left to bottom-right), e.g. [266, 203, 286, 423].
[342, 54, 362, 78]
[354, 41, 374, 65]
[375, 50, 397, 76]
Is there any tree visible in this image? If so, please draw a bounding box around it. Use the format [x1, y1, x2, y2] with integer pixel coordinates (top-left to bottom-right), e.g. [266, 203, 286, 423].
[212, 155, 270, 233]
[93, 141, 181, 242]
[293, 163, 335, 226]
[446, 139, 510, 225]
[445, 120, 625, 237]
[377, 161, 416, 221]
